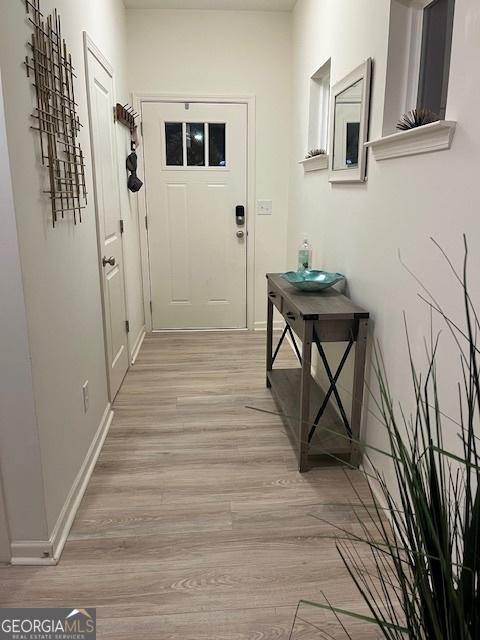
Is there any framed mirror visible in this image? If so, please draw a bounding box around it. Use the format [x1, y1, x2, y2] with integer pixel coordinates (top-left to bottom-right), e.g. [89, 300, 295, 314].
[329, 59, 372, 183]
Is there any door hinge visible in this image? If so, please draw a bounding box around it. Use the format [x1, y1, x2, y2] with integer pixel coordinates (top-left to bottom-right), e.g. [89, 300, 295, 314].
[120, 219, 124, 234]
[149, 300, 153, 313]
[145, 216, 148, 230]
[125, 320, 130, 333]
[140, 121, 143, 137]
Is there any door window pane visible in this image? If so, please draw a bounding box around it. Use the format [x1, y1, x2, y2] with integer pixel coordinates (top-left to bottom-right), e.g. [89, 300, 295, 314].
[186, 123, 205, 166]
[208, 123, 226, 167]
[165, 122, 183, 166]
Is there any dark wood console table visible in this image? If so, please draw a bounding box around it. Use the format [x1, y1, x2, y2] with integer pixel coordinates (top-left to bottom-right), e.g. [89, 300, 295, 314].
[266, 273, 369, 472]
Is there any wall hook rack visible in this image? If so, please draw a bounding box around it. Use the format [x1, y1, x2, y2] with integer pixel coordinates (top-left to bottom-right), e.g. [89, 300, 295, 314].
[115, 103, 138, 133]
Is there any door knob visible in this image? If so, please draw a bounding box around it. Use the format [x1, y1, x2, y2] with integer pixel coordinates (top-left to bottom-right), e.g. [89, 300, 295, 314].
[236, 230, 245, 239]
[102, 256, 116, 267]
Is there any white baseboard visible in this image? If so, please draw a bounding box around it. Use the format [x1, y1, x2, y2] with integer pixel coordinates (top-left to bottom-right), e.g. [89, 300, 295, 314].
[254, 320, 285, 331]
[152, 328, 249, 333]
[10, 404, 114, 566]
[50, 404, 113, 561]
[360, 455, 391, 523]
[285, 324, 298, 350]
[10, 541, 56, 566]
[130, 326, 146, 365]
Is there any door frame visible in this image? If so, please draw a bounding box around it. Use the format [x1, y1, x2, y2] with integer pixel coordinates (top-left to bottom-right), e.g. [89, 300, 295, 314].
[0, 473, 11, 563]
[83, 33, 130, 399]
[132, 93, 256, 331]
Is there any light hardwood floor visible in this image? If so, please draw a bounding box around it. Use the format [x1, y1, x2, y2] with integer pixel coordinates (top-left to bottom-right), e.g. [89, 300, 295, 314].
[0, 331, 379, 639]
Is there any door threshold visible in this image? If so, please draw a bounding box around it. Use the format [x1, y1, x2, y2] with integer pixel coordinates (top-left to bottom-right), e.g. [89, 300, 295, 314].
[151, 328, 249, 333]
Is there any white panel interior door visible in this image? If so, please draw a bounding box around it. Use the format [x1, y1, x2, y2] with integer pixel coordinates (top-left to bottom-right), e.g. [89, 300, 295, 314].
[86, 45, 129, 398]
[142, 102, 247, 330]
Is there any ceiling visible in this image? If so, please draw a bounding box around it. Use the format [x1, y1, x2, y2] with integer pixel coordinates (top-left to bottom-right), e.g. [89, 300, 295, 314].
[124, 0, 296, 11]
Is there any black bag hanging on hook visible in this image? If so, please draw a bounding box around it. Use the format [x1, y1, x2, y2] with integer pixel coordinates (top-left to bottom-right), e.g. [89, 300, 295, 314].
[126, 146, 143, 193]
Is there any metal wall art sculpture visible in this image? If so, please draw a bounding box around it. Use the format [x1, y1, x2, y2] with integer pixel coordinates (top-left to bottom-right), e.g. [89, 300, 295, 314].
[24, 0, 87, 227]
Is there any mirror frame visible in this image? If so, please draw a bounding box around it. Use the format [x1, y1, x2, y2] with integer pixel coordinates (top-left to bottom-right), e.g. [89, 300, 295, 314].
[329, 58, 372, 183]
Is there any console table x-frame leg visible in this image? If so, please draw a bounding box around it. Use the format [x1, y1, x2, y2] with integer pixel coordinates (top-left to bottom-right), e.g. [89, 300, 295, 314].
[272, 323, 302, 366]
[308, 327, 354, 443]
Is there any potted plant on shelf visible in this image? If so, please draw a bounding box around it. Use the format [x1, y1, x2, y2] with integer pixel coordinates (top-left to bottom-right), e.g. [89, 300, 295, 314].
[299, 148, 328, 172]
[396, 108, 439, 131]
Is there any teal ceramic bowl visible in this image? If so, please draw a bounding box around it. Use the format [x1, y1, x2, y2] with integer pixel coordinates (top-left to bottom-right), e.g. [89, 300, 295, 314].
[281, 270, 344, 292]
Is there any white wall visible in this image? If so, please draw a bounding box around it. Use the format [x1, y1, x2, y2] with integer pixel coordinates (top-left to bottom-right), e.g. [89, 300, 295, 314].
[0, 69, 45, 560]
[0, 0, 132, 551]
[126, 8, 292, 326]
[289, 0, 480, 485]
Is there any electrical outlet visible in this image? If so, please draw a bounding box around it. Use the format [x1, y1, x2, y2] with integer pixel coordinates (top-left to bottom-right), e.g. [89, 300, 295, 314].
[257, 199, 273, 215]
[82, 381, 89, 413]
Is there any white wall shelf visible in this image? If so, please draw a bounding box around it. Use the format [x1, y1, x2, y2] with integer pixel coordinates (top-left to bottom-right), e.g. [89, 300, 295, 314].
[365, 120, 456, 161]
[299, 154, 329, 172]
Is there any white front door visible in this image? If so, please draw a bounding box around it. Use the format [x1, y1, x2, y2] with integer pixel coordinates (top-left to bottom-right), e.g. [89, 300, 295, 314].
[85, 43, 129, 399]
[142, 101, 247, 330]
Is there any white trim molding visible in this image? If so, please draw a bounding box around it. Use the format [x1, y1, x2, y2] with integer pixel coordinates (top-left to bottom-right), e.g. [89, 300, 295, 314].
[254, 319, 285, 331]
[50, 404, 113, 562]
[82, 32, 113, 76]
[10, 540, 56, 566]
[360, 457, 392, 524]
[130, 326, 146, 365]
[308, 58, 331, 154]
[11, 404, 113, 565]
[299, 155, 329, 172]
[365, 120, 456, 161]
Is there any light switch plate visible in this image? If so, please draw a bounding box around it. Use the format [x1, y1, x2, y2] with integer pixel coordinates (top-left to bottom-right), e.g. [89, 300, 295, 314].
[257, 199, 272, 215]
